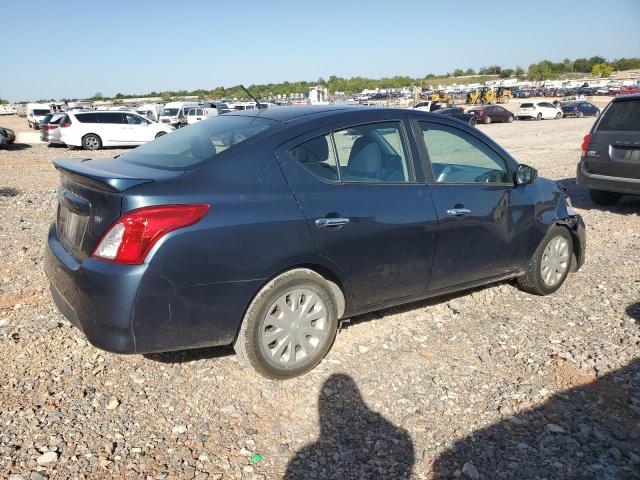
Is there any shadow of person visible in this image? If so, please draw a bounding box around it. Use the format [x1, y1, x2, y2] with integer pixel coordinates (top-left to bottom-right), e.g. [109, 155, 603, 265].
[432, 358, 640, 479]
[285, 373, 414, 479]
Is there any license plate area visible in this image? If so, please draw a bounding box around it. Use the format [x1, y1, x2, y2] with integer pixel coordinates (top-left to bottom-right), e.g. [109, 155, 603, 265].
[56, 203, 89, 257]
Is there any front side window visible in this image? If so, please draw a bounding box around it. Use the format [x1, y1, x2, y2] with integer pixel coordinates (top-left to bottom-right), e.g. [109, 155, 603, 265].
[333, 122, 413, 183]
[122, 115, 282, 169]
[125, 114, 145, 125]
[289, 134, 339, 181]
[420, 122, 510, 184]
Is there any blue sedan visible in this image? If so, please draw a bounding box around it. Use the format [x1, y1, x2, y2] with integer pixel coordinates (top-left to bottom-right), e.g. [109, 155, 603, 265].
[561, 101, 601, 118]
[44, 106, 586, 379]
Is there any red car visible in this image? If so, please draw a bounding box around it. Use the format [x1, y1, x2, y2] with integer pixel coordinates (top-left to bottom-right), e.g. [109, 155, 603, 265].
[613, 86, 640, 95]
[467, 105, 514, 124]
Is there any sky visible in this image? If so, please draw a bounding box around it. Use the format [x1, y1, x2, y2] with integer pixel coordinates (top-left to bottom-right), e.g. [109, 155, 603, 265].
[1, 0, 639, 102]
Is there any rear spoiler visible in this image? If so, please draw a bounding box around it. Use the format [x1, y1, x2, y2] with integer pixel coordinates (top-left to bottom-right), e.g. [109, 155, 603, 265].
[53, 158, 155, 192]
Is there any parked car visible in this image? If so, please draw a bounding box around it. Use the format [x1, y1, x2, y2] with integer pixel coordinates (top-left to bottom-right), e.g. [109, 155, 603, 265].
[517, 102, 563, 120]
[44, 106, 586, 379]
[59, 111, 174, 150]
[158, 102, 200, 128]
[186, 107, 218, 125]
[26, 103, 51, 129]
[613, 86, 640, 95]
[135, 104, 162, 122]
[40, 113, 66, 145]
[577, 94, 640, 206]
[467, 105, 514, 124]
[0, 126, 16, 147]
[561, 101, 600, 118]
[413, 101, 442, 112]
[434, 107, 476, 125]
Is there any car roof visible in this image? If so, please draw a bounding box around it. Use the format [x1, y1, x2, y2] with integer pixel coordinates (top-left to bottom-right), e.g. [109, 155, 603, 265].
[226, 105, 367, 123]
[613, 93, 640, 102]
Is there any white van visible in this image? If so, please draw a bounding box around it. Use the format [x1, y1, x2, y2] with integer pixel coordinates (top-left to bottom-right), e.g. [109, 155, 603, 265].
[186, 107, 218, 125]
[26, 103, 52, 130]
[135, 104, 162, 122]
[158, 102, 200, 128]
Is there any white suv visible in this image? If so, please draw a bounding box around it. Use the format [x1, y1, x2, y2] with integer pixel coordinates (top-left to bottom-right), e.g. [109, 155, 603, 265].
[517, 102, 563, 120]
[59, 111, 174, 150]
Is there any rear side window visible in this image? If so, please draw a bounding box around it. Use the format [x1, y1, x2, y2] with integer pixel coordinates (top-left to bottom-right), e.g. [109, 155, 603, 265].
[75, 113, 98, 123]
[420, 122, 510, 184]
[122, 115, 282, 169]
[99, 113, 126, 124]
[598, 100, 640, 132]
[290, 134, 339, 181]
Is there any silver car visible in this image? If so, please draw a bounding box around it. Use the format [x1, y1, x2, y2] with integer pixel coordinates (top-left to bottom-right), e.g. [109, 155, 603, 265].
[39, 113, 65, 145]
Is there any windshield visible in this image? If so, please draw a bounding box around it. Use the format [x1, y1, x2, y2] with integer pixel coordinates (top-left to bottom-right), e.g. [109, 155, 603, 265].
[33, 109, 50, 116]
[122, 115, 283, 169]
[160, 108, 179, 116]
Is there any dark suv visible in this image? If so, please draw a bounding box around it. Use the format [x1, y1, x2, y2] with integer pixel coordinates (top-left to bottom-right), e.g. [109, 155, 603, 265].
[577, 94, 640, 205]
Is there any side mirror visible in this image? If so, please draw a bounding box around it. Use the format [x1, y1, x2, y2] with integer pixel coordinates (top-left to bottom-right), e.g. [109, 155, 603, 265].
[515, 164, 538, 185]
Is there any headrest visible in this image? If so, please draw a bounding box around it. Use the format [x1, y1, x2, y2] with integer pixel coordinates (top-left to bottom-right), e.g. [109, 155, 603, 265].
[348, 142, 382, 174]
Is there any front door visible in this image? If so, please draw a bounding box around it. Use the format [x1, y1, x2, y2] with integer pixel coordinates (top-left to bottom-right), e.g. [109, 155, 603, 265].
[415, 120, 533, 291]
[278, 118, 439, 308]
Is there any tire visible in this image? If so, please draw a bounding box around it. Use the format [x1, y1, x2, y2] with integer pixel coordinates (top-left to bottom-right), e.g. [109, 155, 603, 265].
[234, 269, 339, 379]
[507, 115, 514, 123]
[82, 134, 102, 151]
[536, 113, 542, 121]
[589, 189, 622, 206]
[577, 111, 584, 118]
[27, 122, 32, 129]
[469, 117, 477, 126]
[594, 110, 600, 118]
[155, 131, 167, 139]
[517, 225, 573, 296]
[555, 112, 562, 119]
[484, 116, 492, 124]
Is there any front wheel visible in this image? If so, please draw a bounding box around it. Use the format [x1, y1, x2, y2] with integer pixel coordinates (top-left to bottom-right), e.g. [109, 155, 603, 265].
[507, 115, 514, 123]
[536, 113, 542, 121]
[589, 188, 621, 206]
[155, 131, 167, 139]
[593, 110, 600, 117]
[555, 112, 562, 119]
[469, 116, 477, 126]
[517, 226, 573, 295]
[234, 269, 339, 379]
[577, 111, 584, 118]
[484, 116, 492, 124]
[82, 134, 102, 151]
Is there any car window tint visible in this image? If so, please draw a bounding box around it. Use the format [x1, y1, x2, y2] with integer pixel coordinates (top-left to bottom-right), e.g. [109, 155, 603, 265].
[420, 122, 510, 184]
[125, 114, 144, 125]
[598, 100, 640, 132]
[332, 122, 413, 183]
[98, 113, 126, 124]
[289, 134, 339, 182]
[76, 113, 98, 123]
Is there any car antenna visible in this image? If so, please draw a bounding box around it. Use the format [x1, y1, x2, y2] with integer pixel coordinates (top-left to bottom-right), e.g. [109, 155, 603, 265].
[240, 84, 263, 109]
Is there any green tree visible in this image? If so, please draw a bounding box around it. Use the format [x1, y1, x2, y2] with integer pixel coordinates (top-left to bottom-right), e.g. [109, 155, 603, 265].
[515, 66, 525, 77]
[592, 63, 613, 78]
[452, 68, 464, 77]
[500, 68, 514, 78]
[465, 68, 476, 76]
[91, 91, 104, 100]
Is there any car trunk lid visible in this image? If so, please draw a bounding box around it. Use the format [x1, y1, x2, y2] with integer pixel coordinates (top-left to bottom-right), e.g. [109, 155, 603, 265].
[53, 157, 183, 260]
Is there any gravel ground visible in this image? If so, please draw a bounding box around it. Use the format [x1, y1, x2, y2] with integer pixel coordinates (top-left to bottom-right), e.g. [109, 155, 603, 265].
[0, 109, 639, 480]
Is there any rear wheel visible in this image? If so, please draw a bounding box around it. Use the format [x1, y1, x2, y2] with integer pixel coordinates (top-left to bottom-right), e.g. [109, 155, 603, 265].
[555, 112, 562, 119]
[536, 113, 542, 121]
[589, 189, 622, 206]
[469, 116, 477, 126]
[507, 115, 514, 123]
[82, 134, 102, 151]
[484, 116, 492, 124]
[577, 111, 584, 118]
[593, 110, 600, 117]
[517, 226, 573, 296]
[234, 269, 339, 379]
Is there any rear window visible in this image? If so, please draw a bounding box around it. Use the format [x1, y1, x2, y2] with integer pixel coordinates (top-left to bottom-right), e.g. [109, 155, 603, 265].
[520, 103, 534, 108]
[33, 109, 50, 115]
[76, 113, 99, 123]
[121, 115, 283, 169]
[597, 100, 640, 132]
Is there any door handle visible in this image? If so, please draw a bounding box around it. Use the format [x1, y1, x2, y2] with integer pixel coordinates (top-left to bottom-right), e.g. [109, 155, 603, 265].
[446, 208, 471, 216]
[315, 217, 350, 227]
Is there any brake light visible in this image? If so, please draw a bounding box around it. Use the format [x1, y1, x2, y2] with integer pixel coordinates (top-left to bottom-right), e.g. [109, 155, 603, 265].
[581, 134, 592, 156]
[60, 118, 71, 128]
[92, 204, 209, 264]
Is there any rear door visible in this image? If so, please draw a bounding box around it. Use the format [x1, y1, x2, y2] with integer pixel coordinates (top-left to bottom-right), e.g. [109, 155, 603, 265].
[587, 97, 640, 180]
[277, 116, 439, 308]
[97, 112, 128, 144]
[414, 119, 533, 290]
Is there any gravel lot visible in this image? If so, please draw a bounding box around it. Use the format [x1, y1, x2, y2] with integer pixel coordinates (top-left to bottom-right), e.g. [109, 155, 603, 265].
[1, 102, 639, 479]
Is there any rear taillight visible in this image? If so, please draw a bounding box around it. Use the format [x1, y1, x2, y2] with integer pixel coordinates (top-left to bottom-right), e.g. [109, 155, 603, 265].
[60, 118, 71, 128]
[92, 204, 209, 264]
[581, 134, 592, 157]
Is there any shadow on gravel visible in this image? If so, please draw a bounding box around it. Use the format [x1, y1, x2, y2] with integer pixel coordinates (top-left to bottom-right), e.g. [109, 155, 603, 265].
[626, 302, 640, 325]
[2, 143, 32, 151]
[285, 373, 414, 479]
[558, 177, 640, 214]
[143, 345, 235, 363]
[432, 358, 640, 479]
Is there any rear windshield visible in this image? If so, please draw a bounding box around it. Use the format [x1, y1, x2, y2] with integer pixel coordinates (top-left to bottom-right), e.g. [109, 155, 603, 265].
[520, 103, 534, 108]
[121, 115, 282, 169]
[597, 100, 640, 132]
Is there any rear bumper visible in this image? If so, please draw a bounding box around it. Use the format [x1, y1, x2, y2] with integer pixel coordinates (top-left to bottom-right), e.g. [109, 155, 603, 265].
[577, 161, 640, 196]
[44, 225, 262, 354]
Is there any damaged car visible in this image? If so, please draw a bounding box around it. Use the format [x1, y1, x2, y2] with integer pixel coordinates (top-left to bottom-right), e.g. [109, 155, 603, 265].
[44, 106, 586, 379]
